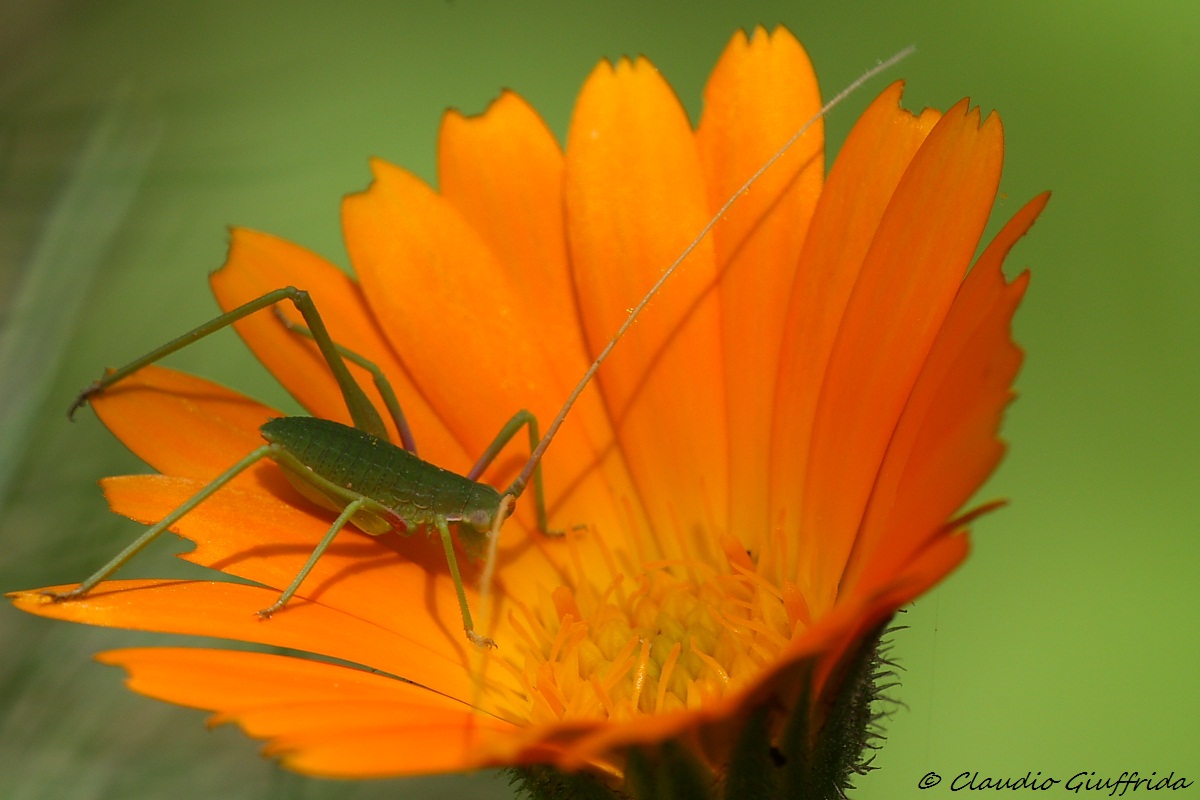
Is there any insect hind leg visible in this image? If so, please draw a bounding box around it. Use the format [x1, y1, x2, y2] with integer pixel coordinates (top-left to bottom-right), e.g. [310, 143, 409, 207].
[68, 287, 386, 442]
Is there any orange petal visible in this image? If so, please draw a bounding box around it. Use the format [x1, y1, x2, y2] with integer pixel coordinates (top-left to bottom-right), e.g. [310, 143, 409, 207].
[438, 91, 581, 376]
[566, 55, 727, 556]
[696, 25, 824, 543]
[767, 83, 940, 584]
[805, 528, 970, 702]
[210, 228, 471, 473]
[101, 471, 579, 709]
[90, 364, 279, 490]
[96, 647, 518, 777]
[343, 159, 556, 452]
[343, 159, 622, 538]
[11, 581, 511, 704]
[436, 90, 652, 550]
[844, 193, 1048, 597]
[797, 97, 1004, 612]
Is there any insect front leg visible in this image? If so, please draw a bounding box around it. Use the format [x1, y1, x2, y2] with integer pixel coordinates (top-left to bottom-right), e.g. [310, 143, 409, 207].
[469, 410, 559, 536]
[434, 516, 496, 649]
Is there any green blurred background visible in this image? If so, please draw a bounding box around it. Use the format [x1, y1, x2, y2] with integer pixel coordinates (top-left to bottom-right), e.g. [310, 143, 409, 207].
[1, 1, 1196, 797]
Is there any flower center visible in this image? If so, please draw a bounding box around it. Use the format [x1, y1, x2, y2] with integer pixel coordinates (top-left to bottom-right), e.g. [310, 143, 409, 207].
[498, 532, 810, 726]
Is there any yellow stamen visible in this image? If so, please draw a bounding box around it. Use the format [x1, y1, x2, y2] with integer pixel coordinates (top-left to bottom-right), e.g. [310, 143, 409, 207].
[629, 638, 651, 713]
[503, 526, 808, 725]
[656, 642, 682, 714]
[689, 637, 729, 687]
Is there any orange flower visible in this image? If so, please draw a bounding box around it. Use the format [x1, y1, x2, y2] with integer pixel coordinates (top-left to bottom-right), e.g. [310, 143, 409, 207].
[11, 25, 1047, 793]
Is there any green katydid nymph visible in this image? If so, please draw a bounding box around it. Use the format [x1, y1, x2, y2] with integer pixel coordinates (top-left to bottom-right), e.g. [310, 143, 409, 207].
[52, 48, 912, 649]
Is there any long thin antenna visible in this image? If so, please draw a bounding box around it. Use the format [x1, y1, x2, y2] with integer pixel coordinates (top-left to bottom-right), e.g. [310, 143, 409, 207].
[505, 45, 915, 498]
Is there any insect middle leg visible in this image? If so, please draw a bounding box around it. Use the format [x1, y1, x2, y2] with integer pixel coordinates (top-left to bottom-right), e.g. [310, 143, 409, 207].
[45, 444, 277, 601]
[272, 309, 417, 454]
[257, 494, 373, 618]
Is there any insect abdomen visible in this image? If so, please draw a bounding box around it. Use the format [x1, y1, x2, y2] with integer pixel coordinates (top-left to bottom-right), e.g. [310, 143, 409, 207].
[259, 417, 494, 524]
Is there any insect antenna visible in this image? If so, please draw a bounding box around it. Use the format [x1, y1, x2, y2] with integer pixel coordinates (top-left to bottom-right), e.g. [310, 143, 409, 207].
[503, 45, 915, 502]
